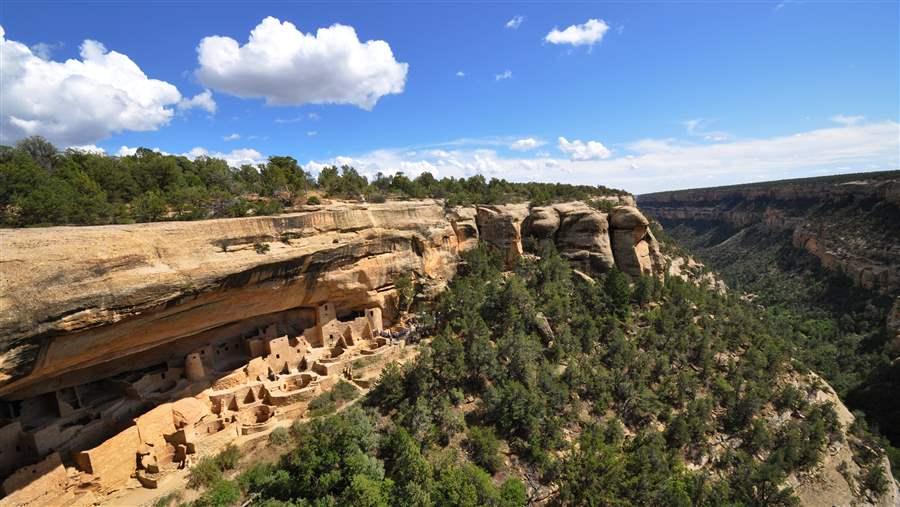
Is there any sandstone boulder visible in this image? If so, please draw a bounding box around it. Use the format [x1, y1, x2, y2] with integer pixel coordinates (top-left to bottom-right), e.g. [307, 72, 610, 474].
[609, 206, 650, 229]
[609, 206, 662, 277]
[552, 203, 615, 273]
[522, 202, 662, 276]
[448, 206, 479, 252]
[475, 204, 529, 265]
[524, 206, 560, 239]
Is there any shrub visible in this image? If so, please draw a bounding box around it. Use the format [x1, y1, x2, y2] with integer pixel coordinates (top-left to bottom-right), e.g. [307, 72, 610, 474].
[861, 462, 889, 496]
[368, 193, 387, 203]
[193, 479, 241, 507]
[333, 379, 361, 401]
[368, 362, 405, 410]
[308, 380, 360, 417]
[253, 242, 270, 254]
[499, 478, 528, 507]
[590, 198, 616, 213]
[217, 444, 240, 470]
[188, 456, 223, 489]
[775, 385, 807, 412]
[268, 426, 290, 446]
[289, 419, 306, 441]
[466, 426, 503, 474]
[188, 445, 240, 489]
[252, 200, 283, 216]
[236, 462, 278, 493]
[306, 195, 321, 205]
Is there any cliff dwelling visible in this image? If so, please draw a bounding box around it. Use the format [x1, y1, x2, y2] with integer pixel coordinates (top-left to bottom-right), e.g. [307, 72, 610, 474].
[0, 300, 411, 503]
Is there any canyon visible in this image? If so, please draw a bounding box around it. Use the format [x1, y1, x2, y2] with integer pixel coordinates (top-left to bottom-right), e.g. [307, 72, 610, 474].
[0, 197, 658, 504]
[639, 171, 900, 507]
[639, 171, 900, 295]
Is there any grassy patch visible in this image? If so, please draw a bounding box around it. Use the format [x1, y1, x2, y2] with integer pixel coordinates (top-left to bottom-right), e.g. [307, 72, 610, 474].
[188, 444, 241, 489]
[307, 380, 360, 417]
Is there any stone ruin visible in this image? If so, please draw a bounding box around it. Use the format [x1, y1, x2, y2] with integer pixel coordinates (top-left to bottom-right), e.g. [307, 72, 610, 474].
[0, 302, 405, 505]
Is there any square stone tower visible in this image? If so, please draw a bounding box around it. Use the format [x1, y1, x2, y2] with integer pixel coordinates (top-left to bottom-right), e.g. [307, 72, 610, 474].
[315, 302, 336, 326]
[366, 307, 383, 334]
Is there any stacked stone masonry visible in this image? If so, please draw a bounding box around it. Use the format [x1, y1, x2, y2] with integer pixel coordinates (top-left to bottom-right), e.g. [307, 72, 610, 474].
[0, 301, 401, 502]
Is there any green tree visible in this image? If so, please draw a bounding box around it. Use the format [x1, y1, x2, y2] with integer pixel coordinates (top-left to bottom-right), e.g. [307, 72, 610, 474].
[604, 268, 632, 316]
[15, 135, 57, 171]
[133, 190, 167, 222]
[465, 426, 503, 474]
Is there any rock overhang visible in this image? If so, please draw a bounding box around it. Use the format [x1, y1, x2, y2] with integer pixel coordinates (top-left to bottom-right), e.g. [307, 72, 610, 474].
[0, 197, 659, 400]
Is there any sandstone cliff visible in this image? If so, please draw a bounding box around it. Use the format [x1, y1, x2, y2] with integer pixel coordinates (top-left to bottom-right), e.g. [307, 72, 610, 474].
[0, 200, 657, 401]
[0, 201, 458, 400]
[639, 171, 900, 294]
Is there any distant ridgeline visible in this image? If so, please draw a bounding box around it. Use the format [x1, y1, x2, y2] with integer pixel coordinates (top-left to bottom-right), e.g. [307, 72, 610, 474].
[638, 170, 900, 466]
[0, 136, 627, 227]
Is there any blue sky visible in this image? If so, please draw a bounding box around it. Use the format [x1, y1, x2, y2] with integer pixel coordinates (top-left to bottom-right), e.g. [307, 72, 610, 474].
[1, 1, 898, 193]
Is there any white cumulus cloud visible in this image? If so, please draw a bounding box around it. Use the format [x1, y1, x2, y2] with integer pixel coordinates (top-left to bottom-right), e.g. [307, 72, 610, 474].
[178, 89, 217, 114]
[223, 133, 241, 141]
[0, 26, 183, 146]
[195, 16, 408, 110]
[506, 16, 525, 29]
[545, 19, 610, 47]
[557, 137, 612, 160]
[495, 70, 513, 81]
[30, 41, 63, 60]
[456, 70, 465, 77]
[66, 144, 106, 154]
[831, 114, 864, 126]
[183, 147, 266, 167]
[683, 118, 730, 142]
[510, 137, 544, 151]
[116, 145, 169, 157]
[115, 145, 265, 167]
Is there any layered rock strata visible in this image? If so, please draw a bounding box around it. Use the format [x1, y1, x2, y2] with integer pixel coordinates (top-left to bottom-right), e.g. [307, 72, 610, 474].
[639, 171, 900, 293]
[0, 201, 459, 399]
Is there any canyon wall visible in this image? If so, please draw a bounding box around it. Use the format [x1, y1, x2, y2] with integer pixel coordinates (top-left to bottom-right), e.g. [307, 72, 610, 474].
[639, 171, 900, 294]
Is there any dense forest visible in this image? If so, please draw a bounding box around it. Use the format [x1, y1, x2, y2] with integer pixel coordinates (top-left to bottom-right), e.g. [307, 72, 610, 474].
[0, 136, 624, 227]
[168, 244, 891, 507]
[657, 220, 900, 477]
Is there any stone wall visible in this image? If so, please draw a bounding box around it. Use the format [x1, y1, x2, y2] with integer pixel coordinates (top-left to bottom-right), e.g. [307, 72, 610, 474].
[74, 426, 140, 490]
[0, 453, 68, 506]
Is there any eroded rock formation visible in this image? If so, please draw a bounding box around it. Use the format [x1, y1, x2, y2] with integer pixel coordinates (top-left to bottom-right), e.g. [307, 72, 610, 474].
[480, 201, 665, 277]
[526, 202, 615, 272]
[639, 171, 900, 293]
